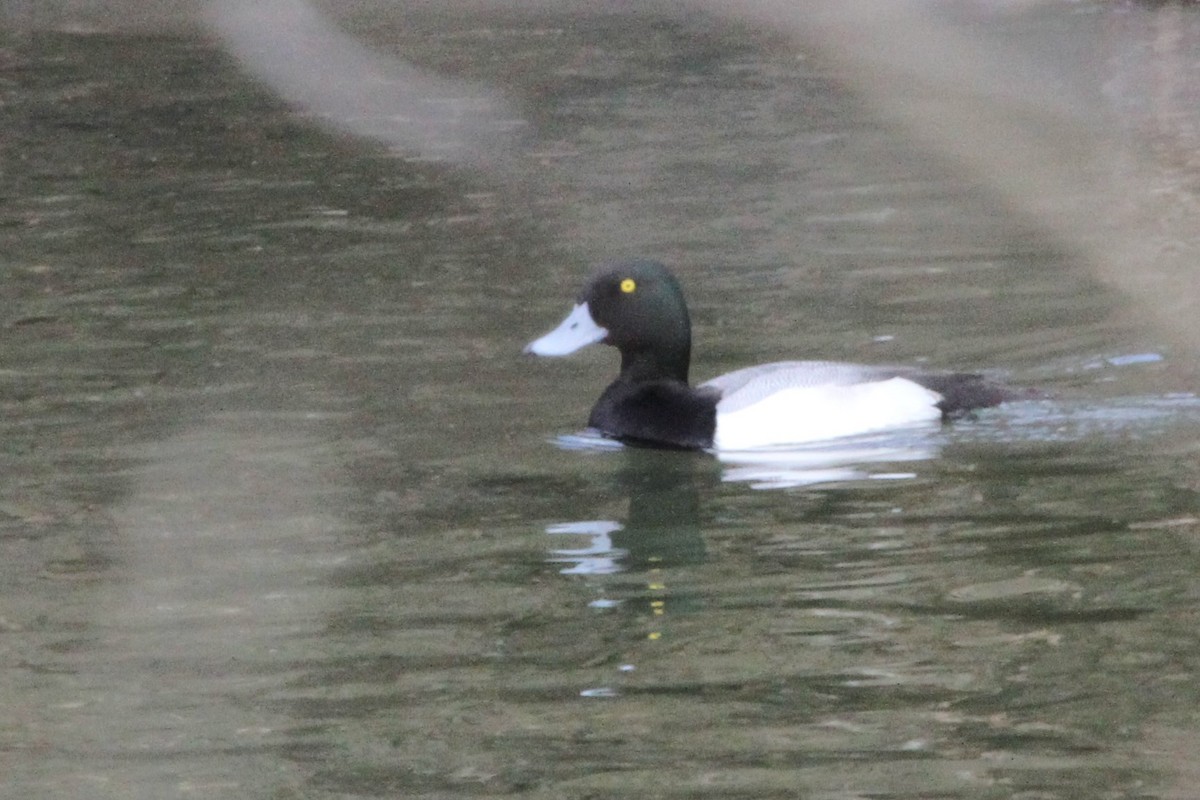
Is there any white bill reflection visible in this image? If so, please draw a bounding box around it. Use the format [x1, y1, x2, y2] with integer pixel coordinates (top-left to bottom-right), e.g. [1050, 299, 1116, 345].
[546, 520, 627, 575]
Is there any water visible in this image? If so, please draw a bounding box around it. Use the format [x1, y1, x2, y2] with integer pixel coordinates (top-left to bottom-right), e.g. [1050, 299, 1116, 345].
[4, 6, 1200, 799]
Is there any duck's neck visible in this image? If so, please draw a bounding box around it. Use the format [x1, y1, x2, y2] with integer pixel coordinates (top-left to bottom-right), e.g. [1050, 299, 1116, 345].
[619, 344, 690, 385]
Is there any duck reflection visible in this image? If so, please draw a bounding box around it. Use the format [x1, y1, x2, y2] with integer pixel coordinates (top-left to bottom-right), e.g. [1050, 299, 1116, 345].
[543, 434, 941, 660]
[545, 447, 710, 652]
[715, 430, 939, 490]
[548, 447, 709, 576]
[547, 430, 942, 574]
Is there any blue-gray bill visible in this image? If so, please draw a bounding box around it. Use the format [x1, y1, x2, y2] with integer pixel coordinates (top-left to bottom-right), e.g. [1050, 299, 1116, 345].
[524, 302, 608, 356]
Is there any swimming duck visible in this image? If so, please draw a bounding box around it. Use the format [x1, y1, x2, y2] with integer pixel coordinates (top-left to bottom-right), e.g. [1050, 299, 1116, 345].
[525, 259, 1013, 450]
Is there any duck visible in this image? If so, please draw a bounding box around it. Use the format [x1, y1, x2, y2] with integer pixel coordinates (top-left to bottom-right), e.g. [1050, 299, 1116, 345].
[524, 259, 1015, 450]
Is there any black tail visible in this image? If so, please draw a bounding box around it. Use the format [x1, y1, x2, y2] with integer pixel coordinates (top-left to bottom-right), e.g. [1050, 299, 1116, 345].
[914, 373, 1032, 419]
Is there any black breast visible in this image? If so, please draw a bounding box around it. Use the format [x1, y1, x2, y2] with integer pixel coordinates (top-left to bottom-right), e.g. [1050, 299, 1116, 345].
[588, 380, 719, 450]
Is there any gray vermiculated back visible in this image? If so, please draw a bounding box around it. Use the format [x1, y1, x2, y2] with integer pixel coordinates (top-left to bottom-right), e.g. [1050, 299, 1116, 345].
[701, 361, 919, 415]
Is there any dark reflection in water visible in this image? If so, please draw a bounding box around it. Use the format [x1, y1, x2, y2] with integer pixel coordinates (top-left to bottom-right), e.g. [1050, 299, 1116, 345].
[549, 446, 709, 574]
[546, 447, 710, 669]
[4, 7, 1200, 800]
[618, 449, 709, 569]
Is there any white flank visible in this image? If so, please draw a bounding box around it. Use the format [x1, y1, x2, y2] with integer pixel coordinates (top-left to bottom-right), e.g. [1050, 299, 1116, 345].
[713, 377, 942, 450]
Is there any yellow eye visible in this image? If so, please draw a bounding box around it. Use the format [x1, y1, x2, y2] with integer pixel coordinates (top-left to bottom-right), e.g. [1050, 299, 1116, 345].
[620, 278, 637, 294]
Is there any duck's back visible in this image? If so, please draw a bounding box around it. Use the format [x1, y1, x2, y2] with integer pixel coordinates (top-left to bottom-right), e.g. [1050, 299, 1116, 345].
[701, 361, 914, 413]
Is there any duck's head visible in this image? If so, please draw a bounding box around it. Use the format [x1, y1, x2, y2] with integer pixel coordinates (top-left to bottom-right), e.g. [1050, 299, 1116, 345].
[525, 259, 693, 382]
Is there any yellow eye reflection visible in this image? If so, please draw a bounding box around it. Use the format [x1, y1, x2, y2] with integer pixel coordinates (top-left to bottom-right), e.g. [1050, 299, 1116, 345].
[620, 278, 637, 294]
